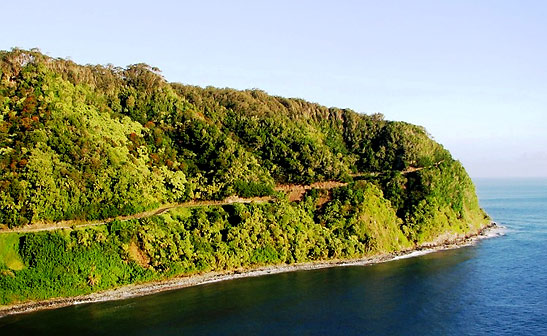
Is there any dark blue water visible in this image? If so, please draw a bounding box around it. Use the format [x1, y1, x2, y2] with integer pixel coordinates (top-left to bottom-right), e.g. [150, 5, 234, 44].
[1, 178, 546, 335]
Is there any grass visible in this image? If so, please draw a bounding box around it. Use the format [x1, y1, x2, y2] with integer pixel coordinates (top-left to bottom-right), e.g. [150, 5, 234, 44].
[0, 234, 25, 271]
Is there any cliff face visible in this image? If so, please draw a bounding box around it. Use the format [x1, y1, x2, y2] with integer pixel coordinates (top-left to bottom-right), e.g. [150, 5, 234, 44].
[0, 49, 489, 305]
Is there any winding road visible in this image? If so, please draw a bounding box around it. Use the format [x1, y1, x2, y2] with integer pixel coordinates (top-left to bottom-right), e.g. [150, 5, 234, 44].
[0, 162, 444, 234]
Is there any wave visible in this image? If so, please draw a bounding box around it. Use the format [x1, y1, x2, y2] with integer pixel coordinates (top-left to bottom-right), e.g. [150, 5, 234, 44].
[391, 249, 437, 261]
[478, 224, 507, 239]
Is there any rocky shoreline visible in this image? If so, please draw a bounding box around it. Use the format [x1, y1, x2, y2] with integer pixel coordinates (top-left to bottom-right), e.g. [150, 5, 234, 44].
[0, 222, 501, 319]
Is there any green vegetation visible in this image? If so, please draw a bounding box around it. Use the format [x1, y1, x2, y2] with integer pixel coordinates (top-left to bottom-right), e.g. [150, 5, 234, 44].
[0, 49, 489, 306]
[0, 234, 24, 271]
[0, 181, 409, 304]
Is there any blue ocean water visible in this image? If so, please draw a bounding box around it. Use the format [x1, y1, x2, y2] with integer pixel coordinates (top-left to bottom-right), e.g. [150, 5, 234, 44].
[1, 178, 546, 335]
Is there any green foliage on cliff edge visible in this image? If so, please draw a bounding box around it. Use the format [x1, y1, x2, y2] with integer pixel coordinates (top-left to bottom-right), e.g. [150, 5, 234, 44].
[0, 49, 489, 305]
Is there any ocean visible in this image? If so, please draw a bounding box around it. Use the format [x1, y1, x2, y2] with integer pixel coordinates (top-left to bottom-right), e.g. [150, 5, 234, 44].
[1, 178, 546, 335]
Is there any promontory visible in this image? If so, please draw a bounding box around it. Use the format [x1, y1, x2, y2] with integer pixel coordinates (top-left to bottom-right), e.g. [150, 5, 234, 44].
[0, 49, 489, 310]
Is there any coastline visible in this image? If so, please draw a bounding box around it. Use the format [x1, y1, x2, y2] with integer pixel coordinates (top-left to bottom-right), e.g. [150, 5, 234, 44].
[0, 221, 501, 319]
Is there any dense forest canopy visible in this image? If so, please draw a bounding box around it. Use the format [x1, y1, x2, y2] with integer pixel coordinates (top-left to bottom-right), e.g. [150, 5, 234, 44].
[1, 48, 457, 228]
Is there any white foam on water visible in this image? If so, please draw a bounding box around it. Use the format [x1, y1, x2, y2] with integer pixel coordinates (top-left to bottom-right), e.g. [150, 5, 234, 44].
[391, 249, 436, 261]
[479, 225, 507, 239]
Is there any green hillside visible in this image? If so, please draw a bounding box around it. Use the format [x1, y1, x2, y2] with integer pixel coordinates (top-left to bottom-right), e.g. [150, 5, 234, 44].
[0, 49, 489, 305]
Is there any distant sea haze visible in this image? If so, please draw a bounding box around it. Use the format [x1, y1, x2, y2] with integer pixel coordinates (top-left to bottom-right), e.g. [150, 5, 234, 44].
[1, 178, 546, 335]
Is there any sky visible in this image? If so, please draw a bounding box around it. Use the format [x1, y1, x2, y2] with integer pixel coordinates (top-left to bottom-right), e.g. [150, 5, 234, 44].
[2, 0, 546, 178]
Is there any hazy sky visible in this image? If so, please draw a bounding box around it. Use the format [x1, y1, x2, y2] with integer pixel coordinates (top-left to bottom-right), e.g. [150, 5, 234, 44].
[2, 0, 546, 178]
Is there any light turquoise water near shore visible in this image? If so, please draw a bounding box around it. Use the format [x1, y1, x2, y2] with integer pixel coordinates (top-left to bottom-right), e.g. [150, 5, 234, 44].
[1, 178, 546, 335]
